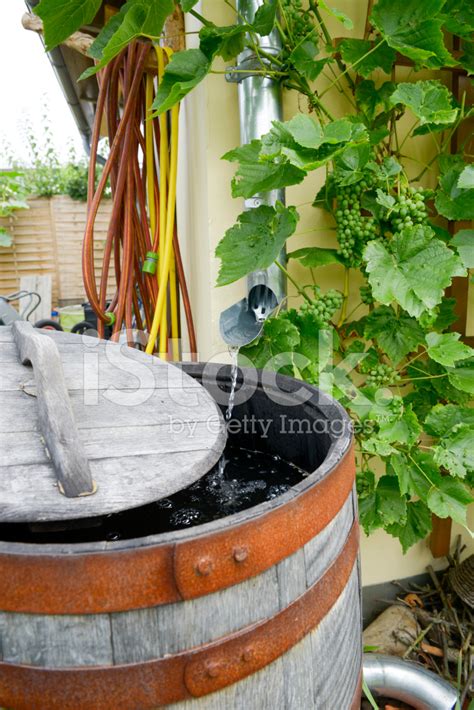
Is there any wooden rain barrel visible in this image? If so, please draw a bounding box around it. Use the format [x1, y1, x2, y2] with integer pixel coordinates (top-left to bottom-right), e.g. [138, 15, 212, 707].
[0, 332, 360, 710]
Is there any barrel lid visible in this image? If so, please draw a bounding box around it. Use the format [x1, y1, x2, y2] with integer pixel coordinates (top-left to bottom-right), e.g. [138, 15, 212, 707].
[0, 324, 226, 523]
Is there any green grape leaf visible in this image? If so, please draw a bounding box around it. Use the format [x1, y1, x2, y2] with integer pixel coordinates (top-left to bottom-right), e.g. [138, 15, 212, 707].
[434, 424, 474, 479]
[362, 438, 398, 456]
[357, 470, 383, 535]
[151, 49, 211, 115]
[427, 477, 473, 526]
[425, 404, 474, 437]
[319, 0, 353, 29]
[376, 475, 407, 525]
[386, 501, 432, 553]
[378, 406, 421, 446]
[88, 11, 125, 60]
[432, 297, 459, 331]
[179, 0, 199, 10]
[252, 0, 277, 35]
[435, 164, 474, 220]
[442, 0, 474, 38]
[199, 24, 247, 61]
[375, 189, 396, 211]
[389, 80, 458, 126]
[426, 332, 474, 367]
[288, 35, 330, 81]
[447, 359, 474, 394]
[451, 230, 474, 268]
[390, 451, 440, 499]
[364, 225, 466, 318]
[370, 0, 454, 68]
[0, 228, 12, 247]
[216, 205, 299, 286]
[334, 144, 372, 185]
[231, 161, 306, 198]
[241, 317, 300, 370]
[34, 0, 102, 51]
[339, 38, 396, 78]
[81, 0, 175, 78]
[459, 39, 474, 75]
[287, 247, 342, 268]
[363, 305, 425, 365]
[458, 164, 474, 189]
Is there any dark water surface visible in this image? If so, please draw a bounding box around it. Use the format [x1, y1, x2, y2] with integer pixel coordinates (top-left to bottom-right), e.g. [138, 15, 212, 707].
[0, 445, 308, 544]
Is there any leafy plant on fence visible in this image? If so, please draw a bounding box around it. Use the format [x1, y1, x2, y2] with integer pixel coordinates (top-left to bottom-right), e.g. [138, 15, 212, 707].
[0, 171, 29, 247]
[35, 0, 474, 550]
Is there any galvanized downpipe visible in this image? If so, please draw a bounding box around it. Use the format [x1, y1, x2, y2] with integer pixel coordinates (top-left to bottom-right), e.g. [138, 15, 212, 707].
[220, 0, 286, 346]
[363, 654, 458, 710]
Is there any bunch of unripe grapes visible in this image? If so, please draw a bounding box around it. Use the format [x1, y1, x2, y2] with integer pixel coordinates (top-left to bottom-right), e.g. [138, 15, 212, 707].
[335, 179, 379, 266]
[389, 186, 428, 233]
[366, 363, 400, 387]
[280, 0, 314, 38]
[301, 289, 343, 325]
[360, 284, 374, 305]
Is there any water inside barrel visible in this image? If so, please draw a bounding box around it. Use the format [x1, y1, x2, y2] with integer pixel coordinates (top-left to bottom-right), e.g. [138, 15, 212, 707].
[0, 445, 308, 544]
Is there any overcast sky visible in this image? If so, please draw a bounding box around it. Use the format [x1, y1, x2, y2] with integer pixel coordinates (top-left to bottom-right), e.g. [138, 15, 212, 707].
[0, 0, 85, 166]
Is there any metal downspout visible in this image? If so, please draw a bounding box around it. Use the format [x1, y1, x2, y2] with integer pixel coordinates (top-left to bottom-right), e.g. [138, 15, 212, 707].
[219, 0, 286, 346]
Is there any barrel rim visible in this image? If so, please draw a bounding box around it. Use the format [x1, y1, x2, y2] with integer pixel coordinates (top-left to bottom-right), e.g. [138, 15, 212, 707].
[0, 365, 352, 556]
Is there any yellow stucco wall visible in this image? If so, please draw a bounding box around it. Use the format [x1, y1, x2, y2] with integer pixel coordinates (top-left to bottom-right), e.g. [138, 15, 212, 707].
[177, 1, 474, 585]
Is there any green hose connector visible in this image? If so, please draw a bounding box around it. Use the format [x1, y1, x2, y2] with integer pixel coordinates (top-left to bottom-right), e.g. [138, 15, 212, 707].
[105, 312, 116, 326]
[142, 251, 159, 275]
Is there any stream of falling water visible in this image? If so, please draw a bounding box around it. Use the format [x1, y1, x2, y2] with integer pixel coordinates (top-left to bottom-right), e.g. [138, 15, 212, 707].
[217, 346, 240, 480]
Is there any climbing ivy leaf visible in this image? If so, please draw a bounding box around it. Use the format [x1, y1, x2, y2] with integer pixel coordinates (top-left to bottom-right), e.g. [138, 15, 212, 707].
[427, 477, 473, 526]
[81, 0, 175, 78]
[435, 163, 474, 220]
[152, 49, 211, 115]
[339, 38, 396, 77]
[426, 332, 474, 367]
[216, 204, 299, 286]
[35, 0, 102, 51]
[387, 501, 432, 553]
[287, 247, 342, 268]
[389, 80, 458, 126]
[371, 0, 454, 68]
[364, 225, 466, 318]
[363, 306, 425, 365]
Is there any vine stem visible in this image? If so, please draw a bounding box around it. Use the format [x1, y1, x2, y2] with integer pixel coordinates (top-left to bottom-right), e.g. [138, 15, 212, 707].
[337, 267, 350, 327]
[319, 40, 385, 99]
[308, 0, 356, 93]
[274, 260, 312, 302]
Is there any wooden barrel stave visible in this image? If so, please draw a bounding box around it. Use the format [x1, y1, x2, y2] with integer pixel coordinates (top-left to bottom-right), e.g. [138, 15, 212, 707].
[0, 490, 355, 669]
[0, 366, 361, 709]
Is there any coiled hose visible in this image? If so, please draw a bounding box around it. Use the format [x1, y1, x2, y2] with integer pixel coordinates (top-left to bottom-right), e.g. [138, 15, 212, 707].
[83, 41, 197, 360]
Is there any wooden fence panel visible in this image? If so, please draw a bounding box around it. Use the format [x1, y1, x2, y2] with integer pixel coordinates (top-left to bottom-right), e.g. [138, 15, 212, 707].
[0, 196, 115, 308]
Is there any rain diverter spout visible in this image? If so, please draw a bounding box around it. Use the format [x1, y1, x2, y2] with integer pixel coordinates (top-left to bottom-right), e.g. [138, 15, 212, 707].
[220, 0, 286, 347]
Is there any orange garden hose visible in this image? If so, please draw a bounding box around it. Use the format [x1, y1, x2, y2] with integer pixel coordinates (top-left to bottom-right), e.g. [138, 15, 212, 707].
[83, 41, 197, 359]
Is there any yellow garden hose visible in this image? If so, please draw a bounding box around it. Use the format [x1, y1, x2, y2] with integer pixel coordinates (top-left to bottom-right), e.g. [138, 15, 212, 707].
[146, 48, 180, 356]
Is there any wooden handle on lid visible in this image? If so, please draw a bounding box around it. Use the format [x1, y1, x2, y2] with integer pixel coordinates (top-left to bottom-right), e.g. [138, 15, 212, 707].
[12, 321, 96, 498]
